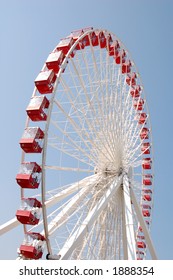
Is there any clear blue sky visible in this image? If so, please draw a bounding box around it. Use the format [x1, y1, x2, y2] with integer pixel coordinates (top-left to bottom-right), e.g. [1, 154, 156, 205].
[0, 0, 172, 259]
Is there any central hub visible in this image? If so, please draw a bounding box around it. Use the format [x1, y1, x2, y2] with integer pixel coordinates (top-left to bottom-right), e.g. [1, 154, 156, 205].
[95, 163, 123, 177]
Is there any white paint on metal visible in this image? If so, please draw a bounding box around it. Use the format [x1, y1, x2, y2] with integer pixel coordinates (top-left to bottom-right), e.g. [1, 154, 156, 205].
[123, 174, 136, 259]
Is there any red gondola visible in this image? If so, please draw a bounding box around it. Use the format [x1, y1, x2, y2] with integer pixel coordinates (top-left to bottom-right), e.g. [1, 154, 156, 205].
[95, 30, 106, 48]
[143, 194, 152, 201]
[143, 174, 153, 186]
[35, 69, 56, 94]
[16, 198, 42, 225]
[108, 40, 120, 56]
[126, 72, 137, 86]
[133, 98, 144, 111]
[26, 96, 49, 121]
[20, 232, 45, 260]
[16, 162, 41, 189]
[136, 112, 147, 124]
[56, 37, 74, 54]
[140, 127, 149, 140]
[141, 142, 150, 154]
[137, 241, 146, 249]
[142, 158, 152, 169]
[19, 127, 44, 153]
[46, 50, 65, 73]
[130, 85, 141, 98]
[115, 49, 126, 64]
[122, 60, 132, 73]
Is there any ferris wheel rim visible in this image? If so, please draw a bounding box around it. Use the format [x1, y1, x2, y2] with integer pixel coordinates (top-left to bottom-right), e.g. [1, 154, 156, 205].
[17, 27, 154, 260]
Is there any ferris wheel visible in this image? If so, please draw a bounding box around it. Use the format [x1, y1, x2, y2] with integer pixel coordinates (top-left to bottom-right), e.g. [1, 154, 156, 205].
[0, 27, 157, 260]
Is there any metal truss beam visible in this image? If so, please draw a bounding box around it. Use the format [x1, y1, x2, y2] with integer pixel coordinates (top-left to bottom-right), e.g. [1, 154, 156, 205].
[130, 186, 158, 260]
[122, 174, 136, 259]
[0, 174, 98, 236]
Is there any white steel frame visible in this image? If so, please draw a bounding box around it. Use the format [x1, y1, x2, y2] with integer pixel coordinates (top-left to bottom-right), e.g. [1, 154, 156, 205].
[0, 28, 157, 260]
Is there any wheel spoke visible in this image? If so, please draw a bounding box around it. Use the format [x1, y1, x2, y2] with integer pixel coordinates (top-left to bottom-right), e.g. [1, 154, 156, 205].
[58, 175, 123, 259]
